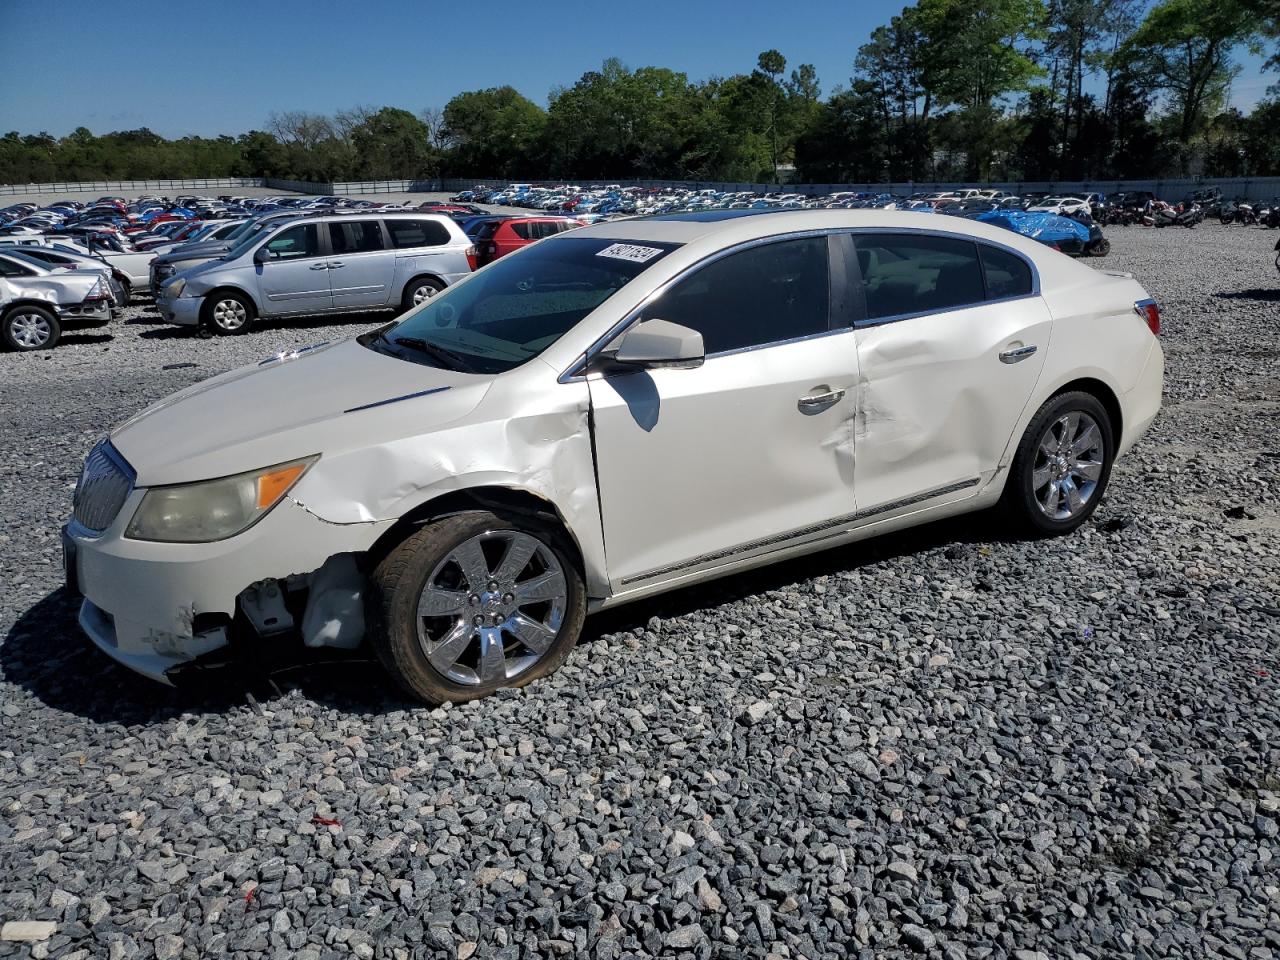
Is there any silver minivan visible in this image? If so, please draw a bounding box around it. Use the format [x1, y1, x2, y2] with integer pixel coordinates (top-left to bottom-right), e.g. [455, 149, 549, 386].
[155, 213, 477, 334]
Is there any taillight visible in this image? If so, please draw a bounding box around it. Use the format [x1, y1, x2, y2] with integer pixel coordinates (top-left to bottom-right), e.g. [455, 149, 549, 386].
[1135, 298, 1160, 336]
[465, 244, 479, 271]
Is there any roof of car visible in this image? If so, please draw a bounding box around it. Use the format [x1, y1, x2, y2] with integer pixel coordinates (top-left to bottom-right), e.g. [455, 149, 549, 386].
[567, 208, 1053, 251]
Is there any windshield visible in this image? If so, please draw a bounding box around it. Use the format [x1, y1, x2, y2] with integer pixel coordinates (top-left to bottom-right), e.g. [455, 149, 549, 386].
[364, 236, 680, 375]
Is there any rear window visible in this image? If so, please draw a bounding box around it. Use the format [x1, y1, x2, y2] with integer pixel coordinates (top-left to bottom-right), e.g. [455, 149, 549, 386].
[385, 219, 451, 249]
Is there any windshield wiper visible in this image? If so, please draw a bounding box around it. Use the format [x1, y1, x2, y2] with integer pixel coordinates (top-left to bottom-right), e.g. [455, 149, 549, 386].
[389, 335, 474, 372]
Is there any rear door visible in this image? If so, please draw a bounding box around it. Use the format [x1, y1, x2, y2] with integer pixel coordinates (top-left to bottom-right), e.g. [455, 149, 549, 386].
[327, 219, 394, 308]
[255, 223, 332, 314]
[849, 232, 1050, 513]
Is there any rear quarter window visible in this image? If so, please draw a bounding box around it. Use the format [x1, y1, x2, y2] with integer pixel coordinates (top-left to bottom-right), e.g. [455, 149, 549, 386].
[979, 245, 1033, 299]
[386, 219, 452, 249]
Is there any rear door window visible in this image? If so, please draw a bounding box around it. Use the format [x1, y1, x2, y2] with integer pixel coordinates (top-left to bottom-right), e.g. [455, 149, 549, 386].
[385, 219, 451, 249]
[511, 222, 534, 240]
[853, 234, 985, 320]
[328, 220, 385, 254]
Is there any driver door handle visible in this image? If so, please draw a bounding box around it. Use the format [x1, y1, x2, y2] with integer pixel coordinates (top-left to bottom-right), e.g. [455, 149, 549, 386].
[798, 386, 847, 411]
[999, 345, 1037, 363]
[308, 263, 329, 271]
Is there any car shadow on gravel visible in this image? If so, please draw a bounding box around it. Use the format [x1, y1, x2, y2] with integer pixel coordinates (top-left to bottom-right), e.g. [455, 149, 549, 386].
[135, 312, 395, 340]
[2, 510, 1021, 722]
[1214, 288, 1280, 302]
[59, 333, 114, 347]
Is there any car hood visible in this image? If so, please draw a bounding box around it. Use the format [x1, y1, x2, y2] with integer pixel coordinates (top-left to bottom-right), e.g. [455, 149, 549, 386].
[154, 240, 232, 265]
[110, 337, 490, 486]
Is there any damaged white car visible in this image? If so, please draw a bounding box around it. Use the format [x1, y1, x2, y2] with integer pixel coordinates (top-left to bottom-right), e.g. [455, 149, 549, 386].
[63, 210, 1164, 702]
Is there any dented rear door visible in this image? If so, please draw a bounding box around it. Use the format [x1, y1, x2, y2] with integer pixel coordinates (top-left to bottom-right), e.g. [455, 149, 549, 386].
[848, 232, 1051, 514]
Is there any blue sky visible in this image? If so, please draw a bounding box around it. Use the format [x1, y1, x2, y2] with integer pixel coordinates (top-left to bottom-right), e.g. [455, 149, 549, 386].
[0, 0, 1272, 138]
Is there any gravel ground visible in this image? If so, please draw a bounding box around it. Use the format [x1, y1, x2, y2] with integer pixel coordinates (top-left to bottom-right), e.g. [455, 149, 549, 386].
[1, 224, 1278, 960]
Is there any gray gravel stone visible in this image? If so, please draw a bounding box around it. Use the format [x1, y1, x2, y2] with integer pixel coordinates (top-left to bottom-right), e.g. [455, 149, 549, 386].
[0, 225, 1278, 960]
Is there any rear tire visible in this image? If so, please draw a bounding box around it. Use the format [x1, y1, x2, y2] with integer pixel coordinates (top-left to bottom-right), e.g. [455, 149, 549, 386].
[202, 291, 255, 335]
[1000, 391, 1114, 537]
[367, 510, 587, 704]
[402, 277, 444, 311]
[2, 306, 61, 351]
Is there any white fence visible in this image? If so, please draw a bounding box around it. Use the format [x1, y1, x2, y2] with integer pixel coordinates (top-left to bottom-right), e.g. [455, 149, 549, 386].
[6, 174, 1280, 201]
[0, 178, 263, 197]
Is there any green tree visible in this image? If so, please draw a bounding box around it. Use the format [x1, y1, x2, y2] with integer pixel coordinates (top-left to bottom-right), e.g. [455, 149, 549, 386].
[350, 108, 436, 179]
[441, 87, 546, 178]
[1121, 0, 1260, 162]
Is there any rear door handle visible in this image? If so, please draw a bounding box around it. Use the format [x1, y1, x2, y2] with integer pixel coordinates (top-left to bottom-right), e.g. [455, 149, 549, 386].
[309, 263, 329, 271]
[999, 345, 1037, 363]
[798, 386, 847, 411]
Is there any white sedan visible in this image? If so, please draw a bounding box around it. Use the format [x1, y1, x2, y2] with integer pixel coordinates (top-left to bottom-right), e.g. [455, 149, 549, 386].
[1027, 196, 1092, 217]
[64, 211, 1164, 701]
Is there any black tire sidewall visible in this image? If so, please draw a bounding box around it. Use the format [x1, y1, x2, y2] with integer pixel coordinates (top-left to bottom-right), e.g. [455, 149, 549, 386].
[2, 306, 61, 351]
[202, 291, 254, 335]
[1004, 391, 1115, 537]
[402, 277, 444, 311]
[368, 510, 587, 704]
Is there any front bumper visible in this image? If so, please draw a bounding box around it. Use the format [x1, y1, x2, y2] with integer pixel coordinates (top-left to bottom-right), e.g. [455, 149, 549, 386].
[65, 485, 393, 684]
[57, 300, 120, 329]
[155, 294, 202, 327]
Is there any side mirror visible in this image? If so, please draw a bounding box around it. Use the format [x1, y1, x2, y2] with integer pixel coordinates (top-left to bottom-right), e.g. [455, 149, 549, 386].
[612, 318, 705, 370]
[253, 245, 271, 264]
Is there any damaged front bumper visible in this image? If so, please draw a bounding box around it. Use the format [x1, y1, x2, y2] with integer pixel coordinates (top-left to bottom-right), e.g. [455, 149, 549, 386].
[65, 491, 393, 685]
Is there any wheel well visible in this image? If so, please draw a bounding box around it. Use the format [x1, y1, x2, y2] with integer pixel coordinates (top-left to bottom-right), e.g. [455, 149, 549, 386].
[201, 286, 257, 316]
[2, 299, 59, 320]
[1052, 377, 1122, 440]
[403, 273, 446, 298]
[365, 486, 585, 576]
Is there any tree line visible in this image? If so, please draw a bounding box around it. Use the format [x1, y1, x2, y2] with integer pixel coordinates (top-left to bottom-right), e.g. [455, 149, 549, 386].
[4, 0, 1280, 187]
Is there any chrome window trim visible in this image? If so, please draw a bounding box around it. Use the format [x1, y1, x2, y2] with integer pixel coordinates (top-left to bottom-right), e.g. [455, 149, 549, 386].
[558, 224, 1041, 382]
[846, 227, 1041, 330]
[853, 291, 1042, 329]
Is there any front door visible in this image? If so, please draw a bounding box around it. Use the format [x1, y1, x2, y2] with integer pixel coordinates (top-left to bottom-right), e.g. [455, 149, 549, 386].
[255, 223, 332, 315]
[588, 234, 861, 592]
[849, 232, 1051, 513]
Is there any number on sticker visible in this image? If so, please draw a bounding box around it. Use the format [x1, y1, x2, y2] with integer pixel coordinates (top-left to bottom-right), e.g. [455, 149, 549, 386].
[596, 243, 664, 263]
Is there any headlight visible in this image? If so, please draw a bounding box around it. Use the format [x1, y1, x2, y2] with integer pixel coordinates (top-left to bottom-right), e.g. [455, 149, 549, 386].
[163, 277, 186, 299]
[125, 456, 316, 543]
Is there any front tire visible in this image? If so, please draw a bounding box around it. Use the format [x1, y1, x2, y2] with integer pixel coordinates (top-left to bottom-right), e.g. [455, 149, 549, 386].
[367, 511, 587, 704]
[1001, 391, 1114, 536]
[2, 306, 61, 351]
[202, 291, 255, 335]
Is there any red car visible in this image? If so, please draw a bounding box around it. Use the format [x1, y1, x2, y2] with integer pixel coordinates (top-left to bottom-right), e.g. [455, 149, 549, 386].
[472, 217, 581, 266]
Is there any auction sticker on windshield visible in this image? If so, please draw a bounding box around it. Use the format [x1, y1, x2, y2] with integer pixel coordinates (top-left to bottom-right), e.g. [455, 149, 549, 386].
[596, 243, 665, 263]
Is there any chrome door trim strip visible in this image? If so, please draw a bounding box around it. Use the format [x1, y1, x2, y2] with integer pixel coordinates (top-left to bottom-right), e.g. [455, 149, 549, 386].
[617, 476, 980, 586]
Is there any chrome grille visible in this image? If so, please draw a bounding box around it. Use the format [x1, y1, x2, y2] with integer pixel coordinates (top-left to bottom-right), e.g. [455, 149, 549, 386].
[73, 441, 134, 532]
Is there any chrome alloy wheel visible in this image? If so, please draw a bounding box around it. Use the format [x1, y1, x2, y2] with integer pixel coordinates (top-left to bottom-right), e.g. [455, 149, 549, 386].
[411, 284, 438, 305]
[8, 311, 52, 348]
[211, 297, 248, 330]
[415, 530, 567, 686]
[1031, 411, 1105, 521]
